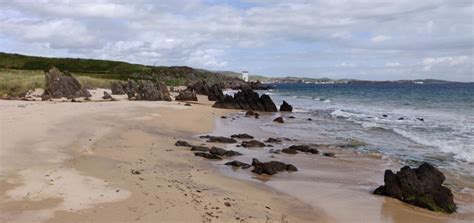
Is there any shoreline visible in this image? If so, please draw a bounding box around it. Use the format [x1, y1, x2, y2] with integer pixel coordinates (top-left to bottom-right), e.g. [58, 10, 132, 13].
[0, 93, 472, 222]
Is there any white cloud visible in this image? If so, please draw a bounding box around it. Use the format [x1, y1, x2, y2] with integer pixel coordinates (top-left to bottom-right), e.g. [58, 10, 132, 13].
[422, 56, 470, 71]
[371, 35, 391, 43]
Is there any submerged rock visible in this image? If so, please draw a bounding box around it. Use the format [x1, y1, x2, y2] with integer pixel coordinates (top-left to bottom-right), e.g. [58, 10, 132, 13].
[251, 158, 298, 175]
[279, 101, 293, 112]
[225, 160, 251, 169]
[230, 133, 254, 139]
[241, 140, 265, 148]
[373, 163, 456, 214]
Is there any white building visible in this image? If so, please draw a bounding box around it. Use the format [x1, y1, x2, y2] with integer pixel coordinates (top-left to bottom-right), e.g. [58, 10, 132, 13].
[242, 71, 249, 82]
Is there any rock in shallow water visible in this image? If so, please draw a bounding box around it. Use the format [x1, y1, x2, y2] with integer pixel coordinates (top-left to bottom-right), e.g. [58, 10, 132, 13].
[251, 158, 298, 175]
[225, 160, 251, 169]
[175, 140, 192, 147]
[212, 89, 277, 112]
[373, 163, 456, 214]
[230, 133, 254, 139]
[241, 140, 266, 148]
[273, 117, 284, 123]
[279, 100, 293, 112]
[194, 152, 222, 160]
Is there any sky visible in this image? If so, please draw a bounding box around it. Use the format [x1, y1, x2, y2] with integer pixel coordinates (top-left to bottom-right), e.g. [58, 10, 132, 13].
[0, 0, 473, 81]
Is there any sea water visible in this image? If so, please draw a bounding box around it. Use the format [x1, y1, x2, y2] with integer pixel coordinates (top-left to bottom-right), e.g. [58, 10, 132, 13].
[258, 82, 473, 179]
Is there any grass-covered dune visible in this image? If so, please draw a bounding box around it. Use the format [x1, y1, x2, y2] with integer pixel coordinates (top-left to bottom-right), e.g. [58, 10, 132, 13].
[0, 52, 245, 96]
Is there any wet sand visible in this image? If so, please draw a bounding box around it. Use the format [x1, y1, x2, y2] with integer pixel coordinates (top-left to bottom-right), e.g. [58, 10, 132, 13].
[1, 91, 472, 222]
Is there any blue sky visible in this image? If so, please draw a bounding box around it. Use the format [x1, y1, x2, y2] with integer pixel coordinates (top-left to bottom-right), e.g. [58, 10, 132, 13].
[0, 0, 473, 81]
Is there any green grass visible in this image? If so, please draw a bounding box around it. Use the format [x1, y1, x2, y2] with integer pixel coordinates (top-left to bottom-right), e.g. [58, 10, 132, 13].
[0, 69, 117, 96]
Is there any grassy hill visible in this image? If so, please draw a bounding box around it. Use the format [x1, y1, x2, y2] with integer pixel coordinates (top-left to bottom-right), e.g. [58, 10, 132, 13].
[0, 52, 245, 96]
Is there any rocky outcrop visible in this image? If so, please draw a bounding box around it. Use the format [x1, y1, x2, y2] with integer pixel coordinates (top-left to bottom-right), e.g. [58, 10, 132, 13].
[111, 82, 126, 94]
[41, 67, 91, 99]
[230, 134, 254, 139]
[241, 140, 265, 148]
[225, 160, 251, 169]
[207, 84, 224, 101]
[128, 80, 172, 101]
[251, 158, 298, 175]
[373, 163, 456, 214]
[175, 90, 197, 101]
[245, 110, 260, 118]
[279, 101, 293, 112]
[212, 89, 277, 112]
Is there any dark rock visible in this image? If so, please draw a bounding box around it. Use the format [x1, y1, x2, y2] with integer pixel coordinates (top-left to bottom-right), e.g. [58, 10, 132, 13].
[288, 116, 296, 119]
[209, 147, 242, 157]
[281, 148, 298, 154]
[287, 145, 319, 154]
[322, 152, 335, 157]
[221, 116, 227, 119]
[184, 103, 192, 106]
[251, 158, 298, 175]
[111, 82, 126, 94]
[273, 117, 284, 123]
[207, 84, 224, 101]
[307, 118, 313, 121]
[175, 140, 192, 147]
[191, 146, 210, 152]
[131, 169, 141, 175]
[206, 136, 237, 143]
[373, 163, 456, 214]
[264, 138, 282, 143]
[194, 152, 222, 160]
[213, 89, 277, 112]
[230, 134, 254, 139]
[382, 114, 388, 118]
[128, 80, 171, 101]
[225, 160, 251, 169]
[417, 118, 425, 122]
[175, 90, 197, 101]
[241, 140, 265, 148]
[398, 117, 405, 120]
[42, 67, 91, 99]
[279, 101, 293, 112]
[103, 91, 112, 99]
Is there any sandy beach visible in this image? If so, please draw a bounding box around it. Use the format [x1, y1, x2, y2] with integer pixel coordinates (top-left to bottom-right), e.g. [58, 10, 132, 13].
[1, 92, 472, 222]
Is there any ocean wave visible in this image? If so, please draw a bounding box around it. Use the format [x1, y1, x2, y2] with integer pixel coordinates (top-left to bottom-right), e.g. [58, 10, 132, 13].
[393, 128, 474, 163]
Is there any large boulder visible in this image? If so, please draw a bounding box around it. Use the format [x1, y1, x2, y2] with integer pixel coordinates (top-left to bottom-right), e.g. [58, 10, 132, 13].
[225, 160, 251, 169]
[373, 163, 456, 214]
[279, 101, 293, 112]
[41, 67, 91, 99]
[207, 84, 224, 101]
[212, 89, 277, 112]
[251, 158, 298, 175]
[175, 90, 197, 101]
[128, 80, 171, 101]
[241, 140, 265, 148]
[111, 82, 126, 94]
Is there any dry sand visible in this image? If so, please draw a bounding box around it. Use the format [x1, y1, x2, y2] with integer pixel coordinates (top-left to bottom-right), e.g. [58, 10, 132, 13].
[0, 93, 323, 223]
[1, 91, 472, 223]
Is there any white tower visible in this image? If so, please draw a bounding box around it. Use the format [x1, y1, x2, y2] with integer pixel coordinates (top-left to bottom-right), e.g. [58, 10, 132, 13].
[242, 71, 249, 82]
